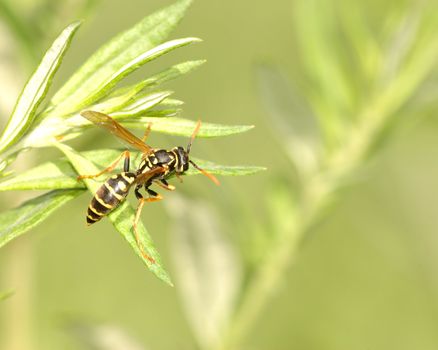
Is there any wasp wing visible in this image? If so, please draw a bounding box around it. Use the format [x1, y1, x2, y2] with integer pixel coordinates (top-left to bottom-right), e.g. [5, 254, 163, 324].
[81, 111, 152, 154]
[135, 166, 167, 185]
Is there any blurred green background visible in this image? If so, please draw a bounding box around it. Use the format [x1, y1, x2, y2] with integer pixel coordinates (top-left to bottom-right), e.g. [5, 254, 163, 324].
[1, 0, 438, 349]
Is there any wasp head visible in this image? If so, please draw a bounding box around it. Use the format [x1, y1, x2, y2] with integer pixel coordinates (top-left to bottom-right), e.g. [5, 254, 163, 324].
[174, 146, 190, 173]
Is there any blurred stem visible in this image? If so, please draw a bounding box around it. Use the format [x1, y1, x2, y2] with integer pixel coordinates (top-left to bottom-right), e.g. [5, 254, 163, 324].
[0, 154, 37, 350]
[217, 177, 330, 350]
[218, 37, 438, 349]
[0, 238, 35, 350]
[217, 118, 385, 350]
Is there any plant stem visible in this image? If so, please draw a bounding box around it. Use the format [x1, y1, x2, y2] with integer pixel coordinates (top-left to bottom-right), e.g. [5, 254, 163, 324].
[217, 176, 331, 350]
[217, 73, 417, 349]
[0, 227, 35, 350]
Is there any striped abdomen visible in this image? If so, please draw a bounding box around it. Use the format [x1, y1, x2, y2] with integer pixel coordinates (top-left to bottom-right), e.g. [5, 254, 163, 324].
[86, 172, 136, 225]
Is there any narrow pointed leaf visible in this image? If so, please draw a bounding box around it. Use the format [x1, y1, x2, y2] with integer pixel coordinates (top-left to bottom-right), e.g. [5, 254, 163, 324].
[0, 156, 82, 191]
[0, 150, 264, 191]
[93, 88, 172, 115]
[0, 189, 83, 249]
[256, 64, 321, 175]
[110, 91, 173, 118]
[66, 320, 148, 349]
[51, 37, 199, 116]
[89, 59, 202, 115]
[187, 158, 266, 176]
[144, 109, 181, 118]
[123, 117, 254, 138]
[49, 0, 194, 116]
[159, 98, 184, 107]
[54, 143, 172, 286]
[0, 21, 81, 153]
[141, 59, 206, 88]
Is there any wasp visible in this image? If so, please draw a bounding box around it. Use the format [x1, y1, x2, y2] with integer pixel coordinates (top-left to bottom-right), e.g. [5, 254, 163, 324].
[78, 111, 219, 263]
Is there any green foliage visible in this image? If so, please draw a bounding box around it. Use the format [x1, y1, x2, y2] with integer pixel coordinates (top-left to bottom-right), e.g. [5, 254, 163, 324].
[0, 21, 81, 154]
[0, 0, 262, 283]
[212, 1, 438, 349]
[0, 189, 83, 249]
[48, 37, 201, 117]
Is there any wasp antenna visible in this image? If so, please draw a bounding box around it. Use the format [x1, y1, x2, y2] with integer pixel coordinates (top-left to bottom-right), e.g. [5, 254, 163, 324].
[189, 160, 220, 186]
[187, 120, 201, 154]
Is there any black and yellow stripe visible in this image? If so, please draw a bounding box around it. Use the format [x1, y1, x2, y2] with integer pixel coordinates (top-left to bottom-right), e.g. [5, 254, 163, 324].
[86, 172, 136, 225]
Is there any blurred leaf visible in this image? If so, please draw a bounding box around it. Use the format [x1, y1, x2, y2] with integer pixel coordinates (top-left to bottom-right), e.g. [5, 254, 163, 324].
[54, 143, 172, 286]
[337, 0, 381, 85]
[0, 290, 14, 302]
[67, 321, 147, 350]
[0, 150, 264, 191]
[166, 196, 241, 349]
[244, 179, 299, 268]
[256, 64, 320, 176]
[48, 0, 195, 116]
[123, 117, 254, 138]
[380, 10, 420, 87]
[0, 189, 83, 249]
[266, 181, 299, 242]
[293, 0, 355, 146]
[0, 21, 81, 154]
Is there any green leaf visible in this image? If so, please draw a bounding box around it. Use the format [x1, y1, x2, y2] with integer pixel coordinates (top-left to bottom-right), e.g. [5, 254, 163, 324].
[54, 143, 173, 286]
[89, 60, 202, 115]
[93, 88, 171, 115]
[0, 189, 83, 249]
[256, 64, 321, 176]
[110, 91, 174, 118]
[0, 150, 264, 191]
[123, 117, 254, 138]
[49, 0, 195, 116]
[0, 156, 82, 191]
[159, 98, 185, 107]
[144, 109, 181, 118]
[140, 59, 206, 88]
[0, 21, 81, 154]
[293, 0, 354, 144]
[187, 158, 266, 177]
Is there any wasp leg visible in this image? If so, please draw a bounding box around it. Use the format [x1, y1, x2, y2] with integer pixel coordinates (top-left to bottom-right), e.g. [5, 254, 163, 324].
[175, 173, 184, 183]
[77, 150, 130, 180]
[156, 179, 176, 191]
[145, 187, 161, 198]
[141, 123, 152, 142]
[133, 190, 163, 264]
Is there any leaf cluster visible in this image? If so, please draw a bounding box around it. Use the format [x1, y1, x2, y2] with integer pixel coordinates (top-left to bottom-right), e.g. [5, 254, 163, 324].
[0, 0, 263, 284]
